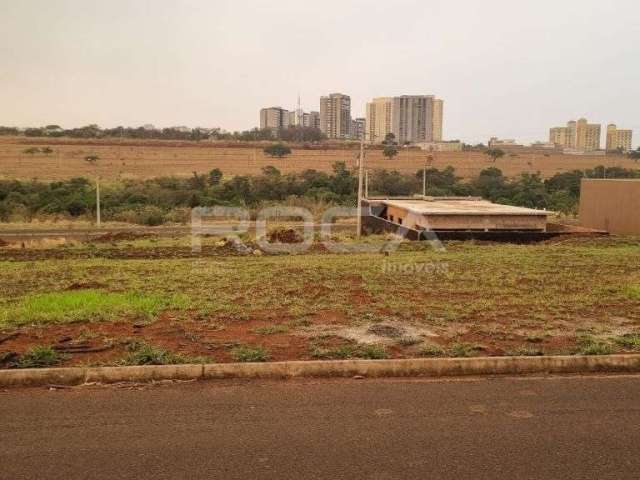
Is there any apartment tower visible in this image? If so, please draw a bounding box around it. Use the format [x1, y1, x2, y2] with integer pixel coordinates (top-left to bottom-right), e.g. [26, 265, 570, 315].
[365, 95, 443, 144]
[549, 118, 601, 151]
[320, 93, 351, 139]
[260, 107, 289, 132]
[606, 124, 633, 152]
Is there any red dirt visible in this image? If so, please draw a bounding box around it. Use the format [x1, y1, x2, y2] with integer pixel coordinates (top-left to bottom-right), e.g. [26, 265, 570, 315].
[268, 228, 303, 244]
[92, 231, 152, 243]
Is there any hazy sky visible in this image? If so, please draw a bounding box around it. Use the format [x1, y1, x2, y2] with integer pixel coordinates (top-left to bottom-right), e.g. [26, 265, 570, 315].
[1, 0, 639, 145]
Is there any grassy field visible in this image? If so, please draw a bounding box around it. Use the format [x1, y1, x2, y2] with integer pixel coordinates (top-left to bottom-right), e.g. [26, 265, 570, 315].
[0, 136, 634, 181]
[1, 235, 639, 368]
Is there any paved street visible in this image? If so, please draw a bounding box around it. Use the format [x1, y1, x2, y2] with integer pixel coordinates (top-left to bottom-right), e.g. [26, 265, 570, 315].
[2, 375, 640, 479]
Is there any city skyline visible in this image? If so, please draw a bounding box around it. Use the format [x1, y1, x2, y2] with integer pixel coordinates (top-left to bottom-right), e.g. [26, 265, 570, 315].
[1, 1, 639, 146]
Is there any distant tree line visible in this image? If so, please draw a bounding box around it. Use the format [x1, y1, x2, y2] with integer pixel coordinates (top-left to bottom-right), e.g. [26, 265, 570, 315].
[0, 164, 638, 225]
[0, 124, 326, 143]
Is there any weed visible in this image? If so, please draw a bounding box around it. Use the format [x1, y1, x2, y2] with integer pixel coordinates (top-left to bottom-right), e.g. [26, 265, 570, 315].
[419, 344, 445, 357]
[359, 344, 386, 359]
[17, 346, 67, 368]
[614, 334, 640, 351]
[231, 345, 269, 362]
[504, 346, 544, 357]
[574, 336, 613, 356]
[253, 325, 290, 335]
[311, 344, 385, 360]
[626, 285, 640, 300]
[449, 342, 480, 358]
[311, 345, 356, 360]
[119, 343, 210, 366]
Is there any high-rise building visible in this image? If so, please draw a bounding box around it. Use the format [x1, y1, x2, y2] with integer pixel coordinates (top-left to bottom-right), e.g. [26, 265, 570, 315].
[365, 95, 442, 144]
[392, 96, 433, 144]
[606, 124, 633, 152]
[576, 118, 601, 151]
[549, 118, 601, 151]
[351, 118, 366, 140]
[366, 97, 394, 143]
[320, 93, 351, 139]
[306, 111, 321, 130]
[549, 127, 567, 147]
[432, 99, 443, 142]
[260, 107, 289, 133]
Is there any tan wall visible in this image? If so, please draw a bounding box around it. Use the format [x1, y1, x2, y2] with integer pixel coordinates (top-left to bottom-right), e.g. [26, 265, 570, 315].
[579, 179, 640, 234]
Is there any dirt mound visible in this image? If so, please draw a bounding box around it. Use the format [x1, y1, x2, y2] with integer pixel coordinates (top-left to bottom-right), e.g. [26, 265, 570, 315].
[92, 231, 151, 243]
[268, 228, 303, 244]
[367, 324, 405, 338]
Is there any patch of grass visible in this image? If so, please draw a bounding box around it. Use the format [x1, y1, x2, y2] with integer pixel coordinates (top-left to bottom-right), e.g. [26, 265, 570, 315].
[419, 344, 445, 357]
[449, 342, 481, 358]
[0, 289, 189, 327]
[231, 345, 270, 362]
[574, 336, 613, 356]
[614, 334, 640, 351]
[253, 324, 290, 335]
[397, 336, 423, 347]
[626, 285, 640, 300]
[16, 346, 67, 368]
[311, 344, 386, 360]
[119, 342, 210, 366]
[311, 345, 356, 360]
[359, 344, 386, 359]
[504, 346, 544, 357]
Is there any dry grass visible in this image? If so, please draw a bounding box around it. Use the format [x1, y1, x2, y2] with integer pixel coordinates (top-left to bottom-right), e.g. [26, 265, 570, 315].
[0, 136, 634, 181]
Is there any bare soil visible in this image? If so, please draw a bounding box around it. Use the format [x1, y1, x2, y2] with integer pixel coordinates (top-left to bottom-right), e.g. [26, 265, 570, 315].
[0, 136, 633, 181]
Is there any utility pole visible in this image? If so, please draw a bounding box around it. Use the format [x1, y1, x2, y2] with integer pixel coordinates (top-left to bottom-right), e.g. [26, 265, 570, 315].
[356, 135, 365, 238]
[423, 154, 433, 197]
[365, 170, 369, 198]
[423, 162, 427, 197]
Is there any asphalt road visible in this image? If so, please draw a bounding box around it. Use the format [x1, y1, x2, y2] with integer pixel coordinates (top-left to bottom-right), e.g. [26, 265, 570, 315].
[2, 375, 640, 480]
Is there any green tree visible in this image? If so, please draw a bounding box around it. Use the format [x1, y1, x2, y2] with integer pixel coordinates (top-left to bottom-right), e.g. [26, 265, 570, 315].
[264, 143, 292, 158]
[382, 144, 399, 159]
[485, 148, 505, 162]
[208, 168, 223, 186]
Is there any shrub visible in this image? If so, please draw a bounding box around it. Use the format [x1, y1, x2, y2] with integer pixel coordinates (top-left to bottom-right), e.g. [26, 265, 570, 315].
[263, 143, 291, 158]
[359, 344, 386, 359]
[504, 346, 544, 356]
[574, 336, 613, 356]
[614, 334, 640, 351]
[17, 346, 67, 368]
[120, 342, 210, 365]
[420, 344, 445, 357]
[450, 342, 480, 358]
[231, 345, 269, 362]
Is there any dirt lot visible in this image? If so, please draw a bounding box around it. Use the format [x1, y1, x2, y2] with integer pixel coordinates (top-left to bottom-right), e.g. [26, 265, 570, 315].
[1, 235, 639, 368]
[0, 136, 633, 181]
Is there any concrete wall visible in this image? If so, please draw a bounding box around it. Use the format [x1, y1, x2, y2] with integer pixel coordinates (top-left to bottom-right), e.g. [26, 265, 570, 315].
[579, 179, 640, 234]
[383, 205, 546, 231]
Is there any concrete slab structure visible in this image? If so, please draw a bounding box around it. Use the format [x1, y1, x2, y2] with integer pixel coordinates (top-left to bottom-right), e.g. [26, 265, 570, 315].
[579, 179, 640, 234]
[366, 196, 549, 232]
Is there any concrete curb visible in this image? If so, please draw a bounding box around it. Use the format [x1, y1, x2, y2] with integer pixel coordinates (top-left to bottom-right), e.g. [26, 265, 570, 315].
[1, 354, 640, 388]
